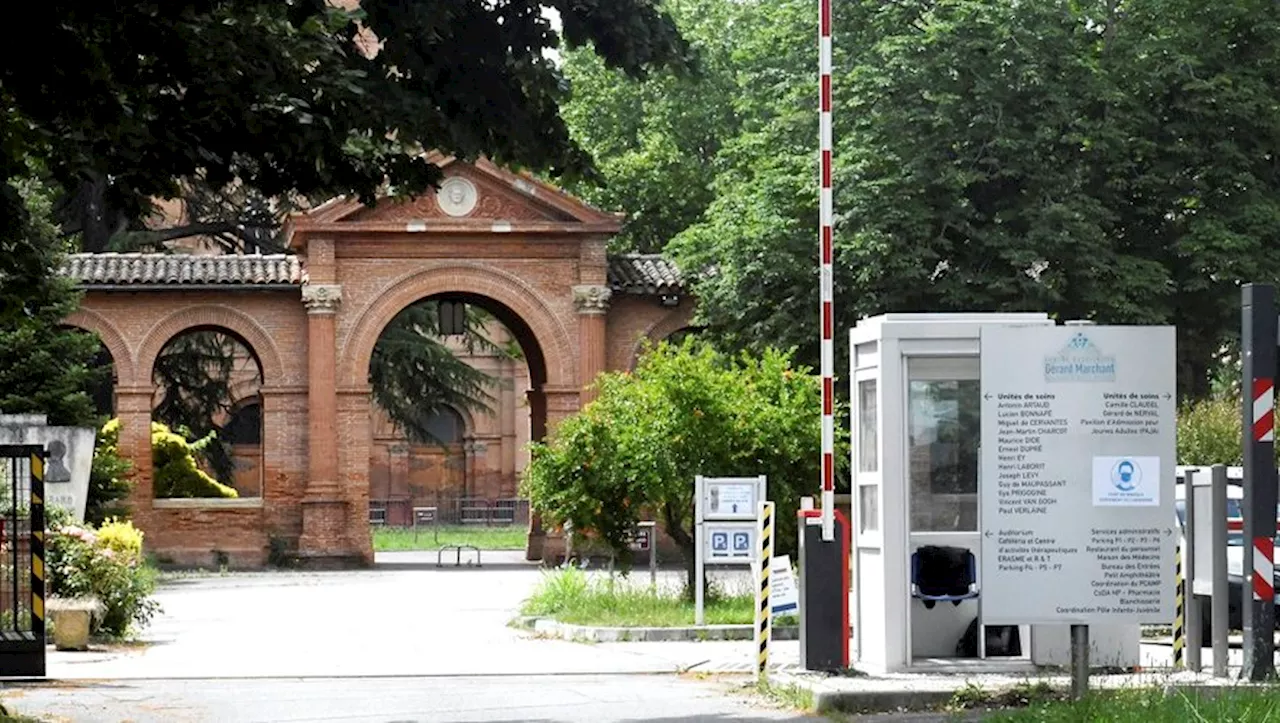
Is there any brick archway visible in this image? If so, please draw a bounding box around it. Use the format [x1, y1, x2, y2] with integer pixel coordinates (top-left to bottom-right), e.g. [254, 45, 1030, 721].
[136, 305, 286, 385]
[64, 307, 137, 386]
[337, 263, 574, 391]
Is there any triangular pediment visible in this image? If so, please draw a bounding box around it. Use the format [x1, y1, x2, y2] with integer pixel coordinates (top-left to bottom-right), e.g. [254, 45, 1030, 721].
[296, 156, 619, 228]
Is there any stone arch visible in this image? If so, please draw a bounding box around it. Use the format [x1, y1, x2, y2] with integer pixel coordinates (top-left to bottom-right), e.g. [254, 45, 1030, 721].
[630, 309, 699, 370]
[136, 305, 286, 386]
[338, 263, 574, 390]
[64, 307, 137, 386]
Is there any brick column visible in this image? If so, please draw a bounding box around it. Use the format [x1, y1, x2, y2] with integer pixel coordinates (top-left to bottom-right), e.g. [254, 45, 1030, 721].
[572, 284, 611, 404]
[524, 387, 547, 561]
[115, 387, 154, 522]
[298, 283, 351, 561]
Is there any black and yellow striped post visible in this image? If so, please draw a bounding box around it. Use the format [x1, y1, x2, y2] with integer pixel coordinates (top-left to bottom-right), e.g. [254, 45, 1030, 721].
[1172, 540, 1185, 669]
[755, 501, 776, 681]
[30, 452, 45, 645]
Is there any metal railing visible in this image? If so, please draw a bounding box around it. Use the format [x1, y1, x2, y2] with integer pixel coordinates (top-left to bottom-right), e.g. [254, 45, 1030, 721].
[368, 496, 529, 527]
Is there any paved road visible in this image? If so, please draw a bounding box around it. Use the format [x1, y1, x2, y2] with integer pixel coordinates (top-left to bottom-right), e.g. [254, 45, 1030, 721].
[5, 552, 823, 721]
[3, 674, 827, 723]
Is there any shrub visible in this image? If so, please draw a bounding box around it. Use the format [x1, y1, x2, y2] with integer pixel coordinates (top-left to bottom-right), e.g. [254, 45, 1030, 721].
[151, 422, 237, 498]
[1177, 396, 1242, 466]
[87, 418, 134, 524]
[523, 338, 834, 592]
[46, 514, 160, 638]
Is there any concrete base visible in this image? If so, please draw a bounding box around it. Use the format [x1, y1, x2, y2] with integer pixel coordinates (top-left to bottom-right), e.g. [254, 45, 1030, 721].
[291, 551, 369, 571]
[513, 617, 801, 643]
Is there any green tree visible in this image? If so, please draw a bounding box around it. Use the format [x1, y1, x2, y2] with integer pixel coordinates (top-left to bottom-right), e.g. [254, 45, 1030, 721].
[559, 0, 742, 252]
[663, 0, 1280, 400]
[1, 1, 693, 470]
[2, 0, 691, 256]
[0, 175, 103, 427]
[523, 339, 826, 592]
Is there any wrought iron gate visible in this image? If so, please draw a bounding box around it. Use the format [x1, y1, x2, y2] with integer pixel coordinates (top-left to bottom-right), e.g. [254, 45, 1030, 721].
[0, 446, 45, 677]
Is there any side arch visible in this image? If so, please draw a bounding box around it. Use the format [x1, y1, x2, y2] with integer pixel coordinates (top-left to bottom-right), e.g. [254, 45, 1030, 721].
[64, 307, 137, 386]
[136, 305, 287, 385]
[337, 263, 575, 390]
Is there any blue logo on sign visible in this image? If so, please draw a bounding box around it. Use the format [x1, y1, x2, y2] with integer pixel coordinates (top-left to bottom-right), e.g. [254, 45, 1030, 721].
[1044, 332, 1116, 383]
[711, 532, 729, 551]
[733, 532, 751, 553]
[1111, 458, 1141, 492]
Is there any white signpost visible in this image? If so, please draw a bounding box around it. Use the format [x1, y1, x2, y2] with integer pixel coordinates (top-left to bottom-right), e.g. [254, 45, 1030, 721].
[695, 475, 767, 625]
[979, 325, 1176, 696]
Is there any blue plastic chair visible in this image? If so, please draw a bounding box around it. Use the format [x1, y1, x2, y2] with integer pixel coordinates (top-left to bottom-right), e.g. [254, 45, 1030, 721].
[911, 548, 979, 609]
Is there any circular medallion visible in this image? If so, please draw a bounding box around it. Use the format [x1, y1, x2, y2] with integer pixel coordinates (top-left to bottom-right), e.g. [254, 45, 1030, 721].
[436, 177, 478, 217]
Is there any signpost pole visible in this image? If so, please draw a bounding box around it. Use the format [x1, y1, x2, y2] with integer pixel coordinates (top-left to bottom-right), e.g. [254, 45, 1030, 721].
[1184, 469, 1201, 673]
[1211, 465, 1229, 678]
[1070, 624, 1089, 700]
[695, 476, 706, 626]
[756, 501, 776, 681]
[648, 523, 657, 588]
[1240, 283, 1277, 682]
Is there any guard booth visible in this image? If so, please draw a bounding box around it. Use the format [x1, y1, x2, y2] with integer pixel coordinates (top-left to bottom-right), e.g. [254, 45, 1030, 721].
[849, 313, 1140, 673]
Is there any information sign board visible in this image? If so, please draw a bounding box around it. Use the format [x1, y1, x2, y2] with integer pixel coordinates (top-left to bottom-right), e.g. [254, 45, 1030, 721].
[979, 325, 1176, 625]
[771, 554, 799, 614]
[702, 477, 760, 519]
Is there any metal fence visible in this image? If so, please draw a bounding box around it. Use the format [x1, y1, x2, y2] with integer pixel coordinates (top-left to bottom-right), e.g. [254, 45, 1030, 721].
[0, 446, 44, 677]
[368, 496, 530, 527]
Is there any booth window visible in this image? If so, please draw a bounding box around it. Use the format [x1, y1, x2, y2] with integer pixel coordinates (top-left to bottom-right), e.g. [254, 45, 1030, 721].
[859, 485, 879, 532]
[857, 379, 878, 472]
[908, 379, 980, 532]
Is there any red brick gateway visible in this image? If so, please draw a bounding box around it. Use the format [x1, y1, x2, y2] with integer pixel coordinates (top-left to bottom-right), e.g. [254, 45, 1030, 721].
[57, 157, 693, 567]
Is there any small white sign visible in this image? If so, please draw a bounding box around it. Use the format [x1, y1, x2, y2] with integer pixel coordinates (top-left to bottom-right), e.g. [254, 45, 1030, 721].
[706, 481, 757, 518]
[1093, 456, 1160, 506]
[706, 523, 755, 563]
[770, 554, 799, 614]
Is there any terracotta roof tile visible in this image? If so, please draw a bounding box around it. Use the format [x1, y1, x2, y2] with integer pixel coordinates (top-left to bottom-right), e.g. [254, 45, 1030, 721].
[608, 254, 684, 295]
[62, 253, 304, 287]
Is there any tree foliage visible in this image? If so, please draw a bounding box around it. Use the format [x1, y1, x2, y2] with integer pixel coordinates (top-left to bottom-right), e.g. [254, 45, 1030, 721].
[0, 176, 103, 427]
[87, 419, 134, 526]
[523, 339, 827, 591]
[0, 0, 691, 256]
[559, 0, 739, 252]
[370, 302, 517, 445]
[562, 0, 1280, 400]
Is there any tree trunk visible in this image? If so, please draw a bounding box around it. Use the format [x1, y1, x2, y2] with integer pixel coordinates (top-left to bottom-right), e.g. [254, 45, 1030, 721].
[662, 501, 698, 598]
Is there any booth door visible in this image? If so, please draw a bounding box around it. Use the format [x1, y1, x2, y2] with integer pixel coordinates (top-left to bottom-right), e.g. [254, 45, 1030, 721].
[906, 356, 984, 661]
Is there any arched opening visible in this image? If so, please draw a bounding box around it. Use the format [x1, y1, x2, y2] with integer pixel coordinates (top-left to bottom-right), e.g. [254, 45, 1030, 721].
[150, 327, 264, 499]
[365, 295, 539, 534]
[222, 399, 264, 498]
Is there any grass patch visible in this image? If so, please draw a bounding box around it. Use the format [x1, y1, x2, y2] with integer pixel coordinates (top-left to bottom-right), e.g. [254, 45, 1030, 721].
[521, 566, 785, 627]
[948, 681, 1061, 712]
[985, 686, 1280, 721]
[753, 679, 815, 712]
[373, 525, 527, 551]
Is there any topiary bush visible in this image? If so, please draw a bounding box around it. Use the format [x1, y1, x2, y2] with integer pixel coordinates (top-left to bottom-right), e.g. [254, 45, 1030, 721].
[46, 512, 160, 639]
[150, 422, 237, 499]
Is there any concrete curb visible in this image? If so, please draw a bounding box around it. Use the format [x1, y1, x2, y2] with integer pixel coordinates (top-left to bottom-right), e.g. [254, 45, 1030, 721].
[511, 617, 799, 643]
[788, 676, 1272, 715]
